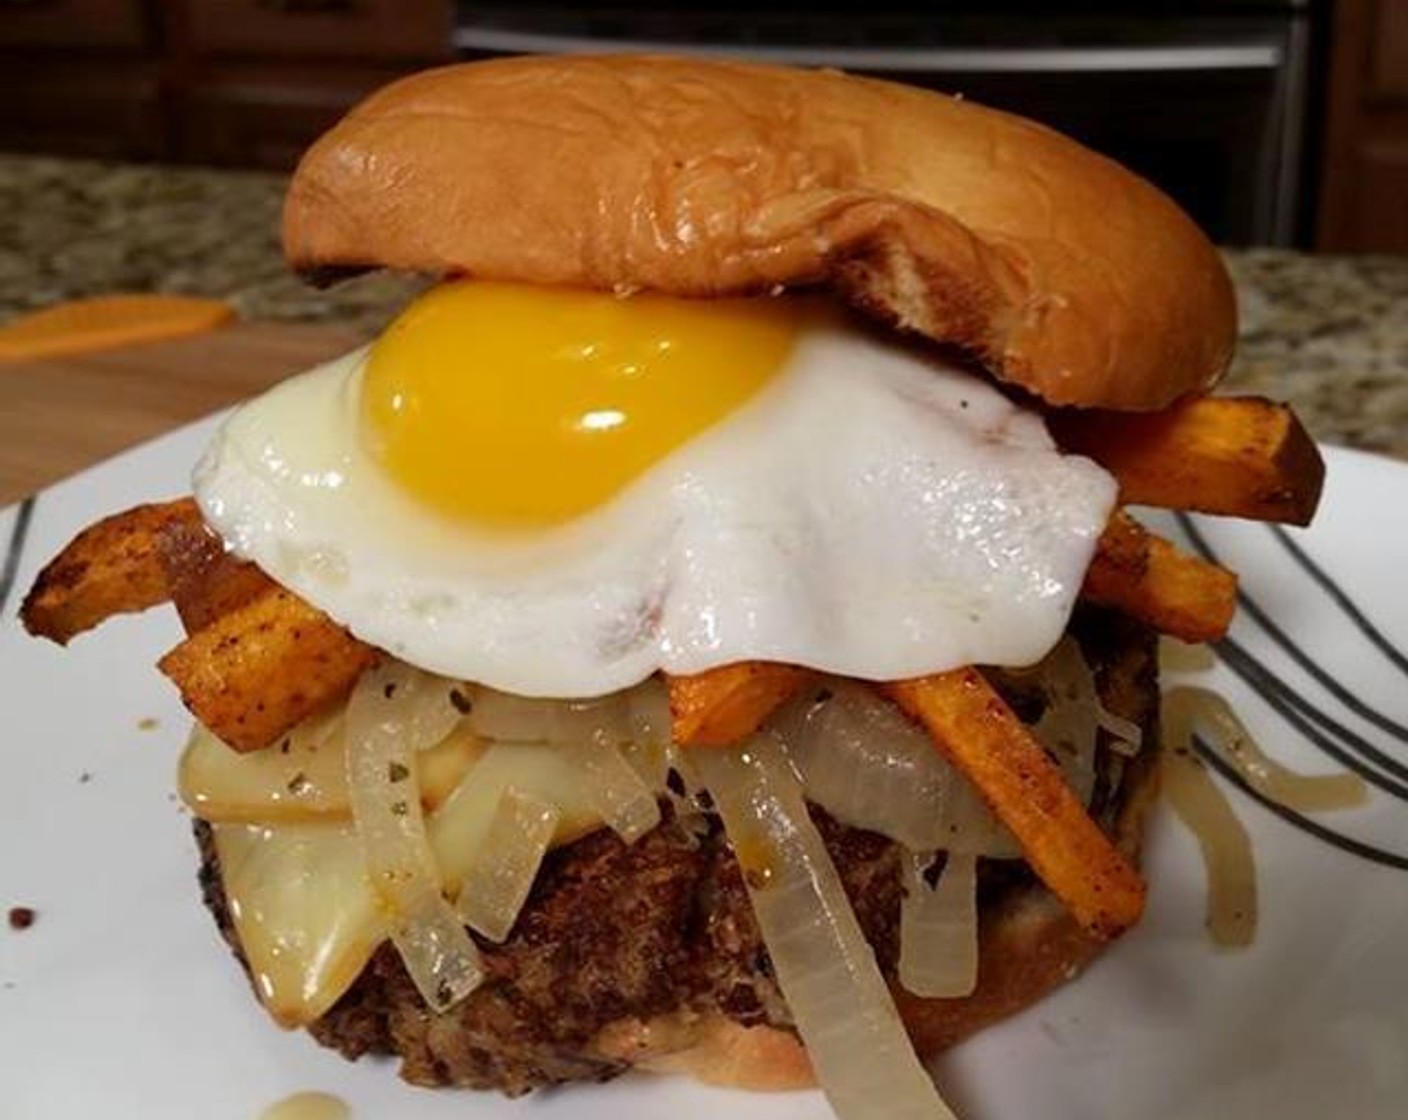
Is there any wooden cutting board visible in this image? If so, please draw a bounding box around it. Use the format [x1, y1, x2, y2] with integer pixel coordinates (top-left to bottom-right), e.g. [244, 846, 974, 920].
[0, 320, 367, 506]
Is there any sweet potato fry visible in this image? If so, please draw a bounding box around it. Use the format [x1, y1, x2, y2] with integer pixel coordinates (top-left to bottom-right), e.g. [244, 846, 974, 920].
[156, 512, 274, 634]
[1083, 512, 1237, 643]
[883, 670, 1146, 939]
[669, 662, 814, 746]
[1049, 395, 1324, 526]
[158, 585, 377, 753]
[21, 498, 200, 644]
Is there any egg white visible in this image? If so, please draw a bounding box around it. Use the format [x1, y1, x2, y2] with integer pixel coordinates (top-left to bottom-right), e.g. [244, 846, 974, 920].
[194, 318, 1117, 697]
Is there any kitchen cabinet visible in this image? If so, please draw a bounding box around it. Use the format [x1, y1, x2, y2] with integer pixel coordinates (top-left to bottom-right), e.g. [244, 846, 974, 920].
[0, 0, 147, 49]
[6, 61, 165, 161]
[2, 0, 161, 161]
[0, 0, 452, 169]
[186, 0, 447, 62]
[175, 63, 427, 168]
[1317, 0, 1408, 251]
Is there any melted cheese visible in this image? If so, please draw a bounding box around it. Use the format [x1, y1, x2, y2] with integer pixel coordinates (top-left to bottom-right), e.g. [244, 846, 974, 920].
[210, 737, 619, 1026]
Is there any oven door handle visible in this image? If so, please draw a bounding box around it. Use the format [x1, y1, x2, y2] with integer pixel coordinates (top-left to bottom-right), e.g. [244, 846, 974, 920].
[451, 27, 1283, 73]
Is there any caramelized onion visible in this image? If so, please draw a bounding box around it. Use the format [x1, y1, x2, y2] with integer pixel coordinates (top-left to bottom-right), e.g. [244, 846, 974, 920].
[454, 788, 558, 942]
[344, 662, 483, 1011]
[1017, 636, 1143, 799]
[1161, 684, 1370, 950]
[1165, 686, 1365, 812]
[626, 675, 672, 745]
[581, 738, 662, 842]
[620, 677, 710, 820]
[776, 681, 1018, 857]
[430, 741, 610, 881]
[458, 686, 662, 841]
[466, 687, 631, 744]
[898, 851, 978, 999]
[1097, 708, 1143, 756]
[696, 737, 959, 1120]
[1160, 740, 1257, 948]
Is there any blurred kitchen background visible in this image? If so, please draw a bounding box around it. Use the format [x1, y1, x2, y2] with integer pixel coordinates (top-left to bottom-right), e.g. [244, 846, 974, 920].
[3, 0, 1404, 251]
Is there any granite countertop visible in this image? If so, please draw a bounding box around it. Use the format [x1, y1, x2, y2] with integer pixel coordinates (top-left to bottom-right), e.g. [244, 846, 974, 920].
[4, 154, 1408, 460]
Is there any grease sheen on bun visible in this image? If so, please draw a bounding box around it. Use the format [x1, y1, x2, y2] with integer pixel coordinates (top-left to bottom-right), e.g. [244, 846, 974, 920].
[284, 53, 1236, 410]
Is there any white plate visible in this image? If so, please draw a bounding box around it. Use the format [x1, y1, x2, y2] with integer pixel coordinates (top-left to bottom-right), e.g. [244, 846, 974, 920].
[3, 430, 1407, 1120]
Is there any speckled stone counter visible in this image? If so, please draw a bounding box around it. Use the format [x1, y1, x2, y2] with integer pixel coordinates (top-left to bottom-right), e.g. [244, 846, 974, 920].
[4, 154, 1407, 459]
[0, 156, 421, 334]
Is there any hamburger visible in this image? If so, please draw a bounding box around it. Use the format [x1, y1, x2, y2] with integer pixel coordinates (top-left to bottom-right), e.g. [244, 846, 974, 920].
[21, 53, 1323, 1119]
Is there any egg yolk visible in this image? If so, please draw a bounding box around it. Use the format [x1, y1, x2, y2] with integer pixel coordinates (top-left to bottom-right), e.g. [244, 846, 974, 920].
[361, 280, 801, 527]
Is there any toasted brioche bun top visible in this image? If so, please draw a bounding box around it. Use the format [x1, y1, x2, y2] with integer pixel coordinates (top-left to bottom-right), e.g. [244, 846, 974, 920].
[284, 53, 1235, 410]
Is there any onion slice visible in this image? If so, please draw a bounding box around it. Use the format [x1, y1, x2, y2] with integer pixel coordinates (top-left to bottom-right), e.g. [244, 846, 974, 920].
[345, 662, 483, 1012]
[467, 687, 631, 745]
[1028, 637, 1143, 787]
[779, 682, 1019, 858]
[695, 737, 959, 1120]
[627, 675, 672, 745]
[899, 851, 979, 999]
[455, 788, 559, 942]
[581, 738, 661, 843]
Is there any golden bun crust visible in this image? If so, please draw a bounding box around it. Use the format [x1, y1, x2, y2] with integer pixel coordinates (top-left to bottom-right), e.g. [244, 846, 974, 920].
[607, 733, 1162, 1089]
[284, 53, 1235, 410]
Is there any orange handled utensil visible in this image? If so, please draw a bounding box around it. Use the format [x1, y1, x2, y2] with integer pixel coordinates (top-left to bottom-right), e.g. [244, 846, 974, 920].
[0, 294, 235, 363]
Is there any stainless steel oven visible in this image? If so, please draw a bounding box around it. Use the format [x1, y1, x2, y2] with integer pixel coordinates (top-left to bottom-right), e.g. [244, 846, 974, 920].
[452, 4, 1317, 247]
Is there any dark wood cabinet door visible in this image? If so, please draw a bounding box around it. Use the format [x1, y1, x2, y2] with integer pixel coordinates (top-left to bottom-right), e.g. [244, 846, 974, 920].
[184, 0, 451, 62]
[177, 64, 415, 169]
[0, 60, 163, 159]
[1317, 0, 1408, 251]
[0, 0, 147, 49]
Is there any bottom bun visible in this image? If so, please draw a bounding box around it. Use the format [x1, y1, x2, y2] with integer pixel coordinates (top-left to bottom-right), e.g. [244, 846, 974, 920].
[196, 607, 1159, 1097]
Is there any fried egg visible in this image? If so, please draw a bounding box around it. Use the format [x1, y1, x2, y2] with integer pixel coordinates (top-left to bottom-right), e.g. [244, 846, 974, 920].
[194, 281, 1117, 697]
